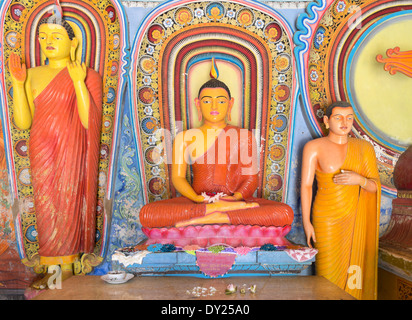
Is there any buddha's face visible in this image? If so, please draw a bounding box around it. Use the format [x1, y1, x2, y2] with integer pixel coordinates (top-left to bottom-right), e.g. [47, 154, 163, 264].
[324, 106, 354, 136]
[38, 23, 73, 60]
[195, 87, 234, 124]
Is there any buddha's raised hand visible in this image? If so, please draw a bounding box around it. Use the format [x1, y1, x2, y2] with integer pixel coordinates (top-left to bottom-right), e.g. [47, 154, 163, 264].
[67, 60, 87, 83]
[9, 52, 26, 84]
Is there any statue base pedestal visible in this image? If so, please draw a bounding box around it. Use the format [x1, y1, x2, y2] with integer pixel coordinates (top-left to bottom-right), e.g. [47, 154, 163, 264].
[111, 243, 316, 278]
[141, 224, 292, 247]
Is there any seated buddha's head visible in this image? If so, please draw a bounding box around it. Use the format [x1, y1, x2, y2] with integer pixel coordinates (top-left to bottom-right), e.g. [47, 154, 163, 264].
[195, 78, 235, 125]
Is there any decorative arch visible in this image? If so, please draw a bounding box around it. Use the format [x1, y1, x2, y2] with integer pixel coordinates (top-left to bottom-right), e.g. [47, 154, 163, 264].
[0, 0, 129, 272]
[295, 0, 412, 196]
[130, 0, 297, 206]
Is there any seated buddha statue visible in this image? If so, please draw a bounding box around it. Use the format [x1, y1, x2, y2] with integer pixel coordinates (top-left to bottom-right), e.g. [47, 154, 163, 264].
[139, 76, 293, 244]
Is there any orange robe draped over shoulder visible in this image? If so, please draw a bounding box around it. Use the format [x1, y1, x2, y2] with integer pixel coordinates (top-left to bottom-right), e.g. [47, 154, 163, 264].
[140, 125, 293, 228]
[29, 68, 102, 264]
[313, 138, 381, 300]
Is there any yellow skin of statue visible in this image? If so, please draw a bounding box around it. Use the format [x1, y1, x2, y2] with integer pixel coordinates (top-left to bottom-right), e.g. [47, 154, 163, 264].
[300, 106, 377, 248]
[9, 23, 90, 130]
[8, 23, 93, 288]
[173, 87, 259, 228]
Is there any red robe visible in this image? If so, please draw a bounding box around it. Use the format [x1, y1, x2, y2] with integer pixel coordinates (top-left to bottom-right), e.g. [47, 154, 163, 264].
[140, 125, 293, 228]
[29, 67, 102, 261]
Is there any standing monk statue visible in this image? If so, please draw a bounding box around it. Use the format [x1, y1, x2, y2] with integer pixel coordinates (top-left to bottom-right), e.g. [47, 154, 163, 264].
[300, 101, 381, 299]
[8, 15, 102, 289]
